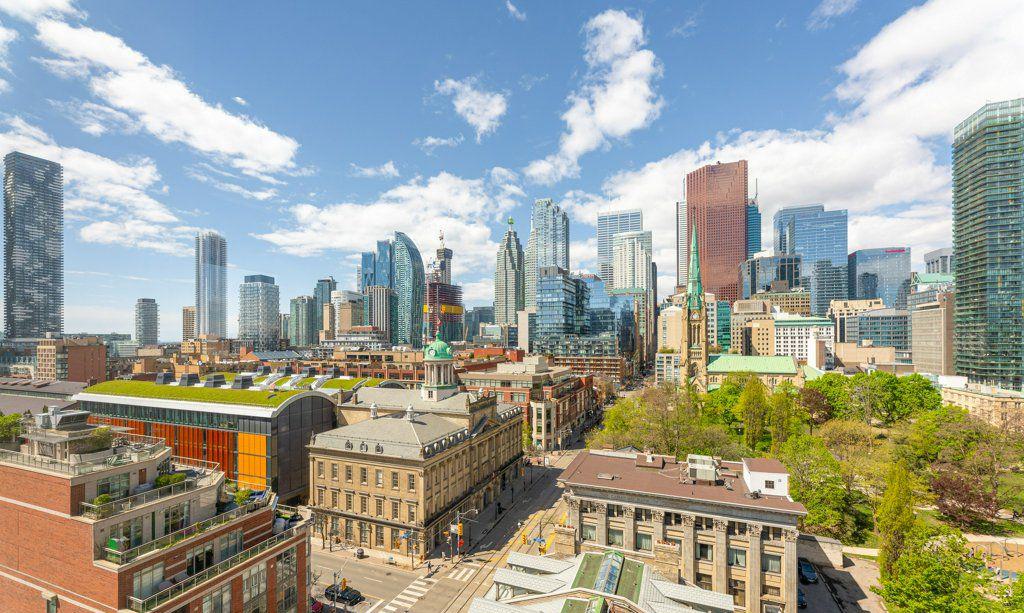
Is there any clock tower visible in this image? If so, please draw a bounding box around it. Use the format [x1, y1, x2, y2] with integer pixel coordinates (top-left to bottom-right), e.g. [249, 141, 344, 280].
[681, 225, 709, 390]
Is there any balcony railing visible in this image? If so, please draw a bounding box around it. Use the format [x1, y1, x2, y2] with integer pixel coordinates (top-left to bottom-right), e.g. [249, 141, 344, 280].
[103, 491, 273, 565]
[81, 458, 221, 520]
[0, 432, 168, 476]
[126, 524, 304, 612]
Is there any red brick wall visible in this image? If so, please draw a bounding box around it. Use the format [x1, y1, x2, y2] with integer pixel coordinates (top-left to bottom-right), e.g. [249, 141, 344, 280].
[68, 344, 108, 384]
[0, 464, 74, 514]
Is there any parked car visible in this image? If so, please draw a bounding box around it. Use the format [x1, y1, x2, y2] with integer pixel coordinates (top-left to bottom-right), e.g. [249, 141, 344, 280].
[323, 584, 364, 605]
[798, 558, 818, 584]
[798, 588, 807, 608]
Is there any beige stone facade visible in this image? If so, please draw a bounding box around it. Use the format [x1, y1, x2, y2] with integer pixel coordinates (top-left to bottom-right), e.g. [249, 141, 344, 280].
[828, 298, 884, 342]
[942, 384, 1024, 433]
[912, 292, 954, 375]
[752, 289, 811, 316]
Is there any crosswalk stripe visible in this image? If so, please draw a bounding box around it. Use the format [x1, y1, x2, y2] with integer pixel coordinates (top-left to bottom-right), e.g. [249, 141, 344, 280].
[383, 607, 396, 612]
[412, 581, 430, 589]
[404, 587, 427, 596]
[393, 595, 418, 605]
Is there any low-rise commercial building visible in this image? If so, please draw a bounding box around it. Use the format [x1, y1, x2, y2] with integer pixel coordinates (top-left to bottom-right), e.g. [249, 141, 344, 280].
[459, 355, 593, 451]
[75, 376, 337, 501]
[912, 291, 954, 375]
[752, 288, 812, 316]
[326, 348, 426, 382]
[557, 450, 806, 612]
[308, 337, 523, 561]
[0, 406, 309, 613]
[827, 298, 884, 343]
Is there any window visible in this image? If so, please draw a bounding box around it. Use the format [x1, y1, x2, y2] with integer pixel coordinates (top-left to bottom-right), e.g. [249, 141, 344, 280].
[132, 562, 164, 599]
[408, 474, 416, 491]
[762, 584, 781, 597]
[360, 497, 368, 514]
[392, 501, 400, 519]
[409, 506, 417, 523]
[186, 542, 214, 575]
[345, 521, 353, 541]
[316, 489, 324, 506]
[664, 537, 682, 551]
[391, 471, 399, 489]
[728, 548, 747, 568]
[345, 493, 353, 511]
[97, 473, 131, 499]
[764, 480, 775, 490]
[635, 532, 652, 551]
[202, 584, 232, 613]
[110, 516, 143, 548]
[581, 524, 597, 541]
[316, 461, 324, 478]
[218, 530, 243, 561]
[360, 467, 368, 484]
[695, 516, 714, 531]
[242, 562, 268, 613]
[375, 525, 385, 547]
[345, 465, 352, 482]
[331, 491, 339, 508]
[276, 547, 298, 613]
[665, 512, 683, 526]
[330, 463, 338, 481]
[375, 469, 384, 487]
[764, 526, 783, 541]
[696, 543, 714, 561]
[728, 578, 746, 607]
[728, 521, 747, 536]
[635, 507, 653, 522]
[696, 572, 713, 591]
[163, 502, 189, 534]
[375, 499, 384, 516]
[607, 529, 624, 547]
[607, 504, 624, 518]
[762, 553, 782, 574]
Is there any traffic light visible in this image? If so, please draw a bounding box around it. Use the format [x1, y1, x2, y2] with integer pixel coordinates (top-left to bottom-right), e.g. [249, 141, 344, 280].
[521, 534, 527, 545]
[457, 522, 464, 536]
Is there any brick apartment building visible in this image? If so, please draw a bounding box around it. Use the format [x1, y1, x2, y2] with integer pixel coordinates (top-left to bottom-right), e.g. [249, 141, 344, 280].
[36, 337, 107, 383]
[0, 406, 308, 613]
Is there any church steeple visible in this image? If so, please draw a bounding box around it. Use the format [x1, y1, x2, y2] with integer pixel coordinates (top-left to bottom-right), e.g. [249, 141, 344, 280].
[686, 225, 703, 310]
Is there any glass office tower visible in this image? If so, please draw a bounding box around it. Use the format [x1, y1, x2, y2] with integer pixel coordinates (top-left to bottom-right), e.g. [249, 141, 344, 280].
[392, 231, 425, 347]
[4, 151, 64, 339]
[848, 248, 911, 310]
[524, 198, 570, 308]
[740, 254, 802, 299]
[597, 209, 642, 282]
[239, 275, 280, 350]
[313, 276, 337, 331]
[494, 218, 525, 325]
[195, 230, 227, 337]
[535, 266, 589, 340]
[746, 201, 761, 258]
[773, 204, 848, 315]
[954, 98, 1024, 389]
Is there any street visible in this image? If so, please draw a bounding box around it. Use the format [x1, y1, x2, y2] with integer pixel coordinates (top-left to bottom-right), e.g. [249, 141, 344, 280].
[308, 449, 580, 613]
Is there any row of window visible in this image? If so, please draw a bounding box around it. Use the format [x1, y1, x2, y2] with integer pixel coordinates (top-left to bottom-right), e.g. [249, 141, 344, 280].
[317, 488, 418, 524]
[317, 461, 417, 491]
[581, 502, 786, 539]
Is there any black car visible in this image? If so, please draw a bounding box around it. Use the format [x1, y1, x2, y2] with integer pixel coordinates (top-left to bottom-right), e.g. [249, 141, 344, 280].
[798, 587, 807, 608]
[323, 584, 364, 605]
[798, 559, 818, 584]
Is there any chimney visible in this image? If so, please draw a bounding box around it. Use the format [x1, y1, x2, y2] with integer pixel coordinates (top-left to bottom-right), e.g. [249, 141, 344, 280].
[405, 404, 416, 420]
[370, 403, 379, 419]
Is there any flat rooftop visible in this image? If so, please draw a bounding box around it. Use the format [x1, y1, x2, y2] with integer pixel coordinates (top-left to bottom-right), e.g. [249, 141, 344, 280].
[81, 380, 304, 407]
[559, 450, 806, 516]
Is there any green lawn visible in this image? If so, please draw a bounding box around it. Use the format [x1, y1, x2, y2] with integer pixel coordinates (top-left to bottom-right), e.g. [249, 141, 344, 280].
[84, 380, 302, 407]
[319, 377, 383, 390]
[918, 508, 1024, 537]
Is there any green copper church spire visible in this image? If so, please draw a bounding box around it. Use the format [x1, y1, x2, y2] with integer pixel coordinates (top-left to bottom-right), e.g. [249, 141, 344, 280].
[687, 224, 703, 310]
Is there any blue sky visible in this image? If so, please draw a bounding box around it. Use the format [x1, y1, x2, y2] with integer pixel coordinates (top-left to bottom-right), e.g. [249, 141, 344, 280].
[0, 0, 1020, 340]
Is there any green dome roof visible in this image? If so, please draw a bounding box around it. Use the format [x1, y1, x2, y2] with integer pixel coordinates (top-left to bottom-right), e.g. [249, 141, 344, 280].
[424, 334, 453, 361]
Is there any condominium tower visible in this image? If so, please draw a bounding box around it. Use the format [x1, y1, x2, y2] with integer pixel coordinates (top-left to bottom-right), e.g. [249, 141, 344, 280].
[4, 151, 64, 339]
[525, 198, 569, 308]
[773, 204, 848, 316]
[239, 274, 280, 350]
[194, 230, 227, 337]
[289, 295, 317, 347]
[596, 209, 642, 282]
[611, 230, 653, 291]
[181, 305, 196, 341]
[954, 98, 1024, 389]
[848, 248, 911, 310]
[313, 276, 337, 331]
[133, 298, 158, 346]
[392, 231, 426, 347]
[495, 217, 525, 325]
[686, 161, 749, 303]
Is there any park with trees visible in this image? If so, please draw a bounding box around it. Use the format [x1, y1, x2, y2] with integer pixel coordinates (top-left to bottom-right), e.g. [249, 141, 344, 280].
[587, 372, 1024, 611]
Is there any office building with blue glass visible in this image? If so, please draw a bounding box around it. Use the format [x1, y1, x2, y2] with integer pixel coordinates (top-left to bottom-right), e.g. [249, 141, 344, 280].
[848, 248, 911, 310]
[773, 204, 848, 316]
[596, 210, 642, 283]
[358, 232, 425, 347]
[740, 254, 802, 299]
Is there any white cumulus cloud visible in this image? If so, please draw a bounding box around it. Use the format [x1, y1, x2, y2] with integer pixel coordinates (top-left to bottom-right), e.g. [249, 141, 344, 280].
[349, 160, 400, 179]
[0, 0, 81, 22]
[525, 9, 662, 184]
[34, 19, 300, 182]
[505, 1, 526, 22]
[434, 77, 508, 142]
[413, 134, 464, 155]
[807, 0, 859, 30]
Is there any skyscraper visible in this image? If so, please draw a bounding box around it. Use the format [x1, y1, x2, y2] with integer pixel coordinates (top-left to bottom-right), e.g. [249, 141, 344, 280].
[424, 233, 464, 343]
[954, 98, 1024, 389]
[686, 160, 748, 303]
[331, 290, 365, 332]
[239, 275, 280, 350]
[746, 200, 762, 258]
[676, 201, 688, 288]
[392, 231, 425, 347]
[134, 298, 158, 346]
[848, 248, 911, 310]
[740, 254, 802, 299]
[534, 266, 589, 340]
[494, 217, 525, 326]
[524, 198, 569, 308]
[182, 306, 196, 341]
[313, 276, 337, 332]
[611, 230, 653, 290]
[365, 285, 395, 339]
[289, 295, 317, 347]
[597, 209, 642, 282]
[773, 204, 849, 316]
[4, 151, 64, 339]
[195, 231, 227, 337]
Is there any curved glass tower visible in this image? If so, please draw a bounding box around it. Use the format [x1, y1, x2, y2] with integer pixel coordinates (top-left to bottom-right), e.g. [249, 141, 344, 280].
[392, 232, 425, 347]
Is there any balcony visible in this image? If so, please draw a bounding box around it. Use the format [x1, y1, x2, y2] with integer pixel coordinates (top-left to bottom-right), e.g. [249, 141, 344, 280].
[102, 489, 273, 565]
[0, 431, 166, 476]
[81, 457, 221, 520]
[126, 523, 305, 612]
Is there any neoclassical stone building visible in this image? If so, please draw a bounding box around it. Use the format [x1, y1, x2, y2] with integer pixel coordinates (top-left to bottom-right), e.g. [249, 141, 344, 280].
[555, 450, 806, 613]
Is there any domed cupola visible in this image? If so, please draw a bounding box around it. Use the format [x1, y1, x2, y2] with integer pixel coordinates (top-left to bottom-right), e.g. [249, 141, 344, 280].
[422, 333, 457, 401]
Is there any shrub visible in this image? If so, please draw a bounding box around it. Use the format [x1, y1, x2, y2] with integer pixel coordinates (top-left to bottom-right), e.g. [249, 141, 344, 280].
[234, 488, 253, 506]
[154, 472, 187, 488]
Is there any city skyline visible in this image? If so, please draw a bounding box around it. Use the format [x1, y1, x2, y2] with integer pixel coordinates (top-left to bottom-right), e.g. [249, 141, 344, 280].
[0, 1, 1017, 339]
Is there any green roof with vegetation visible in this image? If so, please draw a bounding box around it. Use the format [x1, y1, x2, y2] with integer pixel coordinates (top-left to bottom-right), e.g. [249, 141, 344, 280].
[292, 377, 317, 388]
[914, 272, 954, 284]
[616, 558, 644, 602]
[560, 599, 589, 613]
[571, 553, 603, 590]
[201, 372, 236, 381]
[82, 380, 303, 407]
[319, 377, 383, 390]
[707, 354, 798, 375]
